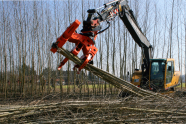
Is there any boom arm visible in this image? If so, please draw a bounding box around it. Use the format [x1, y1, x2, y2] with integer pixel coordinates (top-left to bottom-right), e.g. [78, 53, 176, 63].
[118, 1, 153, 74]
[84, 0, 153, 74]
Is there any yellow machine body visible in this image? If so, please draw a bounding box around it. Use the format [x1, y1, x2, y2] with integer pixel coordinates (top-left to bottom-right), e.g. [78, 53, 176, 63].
[131, 70, 142, 87]
[131, 58, 180, 91]
[161, 59, 180, 90]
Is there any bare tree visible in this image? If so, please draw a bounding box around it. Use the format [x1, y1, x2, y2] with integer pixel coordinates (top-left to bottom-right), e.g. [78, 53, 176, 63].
[169, 0, 175, 58]
[185, 2, 186, 89]
[2, 1, 7, 98]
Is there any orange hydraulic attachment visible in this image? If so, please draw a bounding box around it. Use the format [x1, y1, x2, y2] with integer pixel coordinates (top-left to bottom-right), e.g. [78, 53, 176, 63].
[50, 19, 98, 71]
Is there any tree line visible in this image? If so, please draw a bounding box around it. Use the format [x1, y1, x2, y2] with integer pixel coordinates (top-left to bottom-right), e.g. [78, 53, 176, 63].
[0, 0, 186, 99]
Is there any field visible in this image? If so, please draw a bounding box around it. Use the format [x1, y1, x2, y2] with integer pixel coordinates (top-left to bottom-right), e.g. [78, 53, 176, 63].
[1, 88, 186, 123]
[177, 83, 186, 88]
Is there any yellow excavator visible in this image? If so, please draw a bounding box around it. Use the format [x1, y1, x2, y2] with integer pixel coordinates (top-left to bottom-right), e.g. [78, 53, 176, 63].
[51, 0, 180, 94]
[117, 1, 180, 92]
[89, 0, 181, 92]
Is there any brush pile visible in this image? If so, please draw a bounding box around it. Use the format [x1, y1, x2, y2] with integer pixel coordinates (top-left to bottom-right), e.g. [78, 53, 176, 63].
[1, 95, 186, 123]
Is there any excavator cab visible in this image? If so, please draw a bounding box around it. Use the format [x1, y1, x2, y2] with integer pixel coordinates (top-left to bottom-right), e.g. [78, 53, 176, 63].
[132, 59, 180, 92]
[149, 59, 166, 91]
[149, 59, 180, 92]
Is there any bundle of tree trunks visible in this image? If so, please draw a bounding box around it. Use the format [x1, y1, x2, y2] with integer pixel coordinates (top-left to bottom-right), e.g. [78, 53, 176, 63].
[57, 47, 163, 97]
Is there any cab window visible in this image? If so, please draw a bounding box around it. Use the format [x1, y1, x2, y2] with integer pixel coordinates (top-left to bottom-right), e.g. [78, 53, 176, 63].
[166, 61, 174, 84]
[150, 61, 165, 80]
